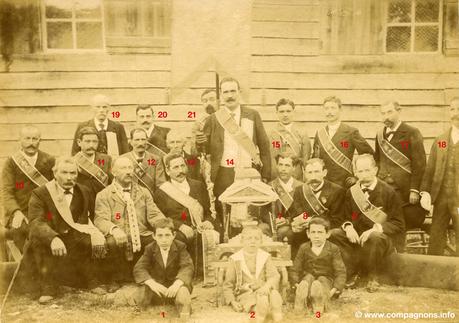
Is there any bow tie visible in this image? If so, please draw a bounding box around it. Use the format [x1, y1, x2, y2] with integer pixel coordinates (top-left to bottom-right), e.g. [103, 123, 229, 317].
[136, 158, 143, 163]
[123, 188, 131, 193]
[362, 187, 372, 194]
[63, 189, 73, 195]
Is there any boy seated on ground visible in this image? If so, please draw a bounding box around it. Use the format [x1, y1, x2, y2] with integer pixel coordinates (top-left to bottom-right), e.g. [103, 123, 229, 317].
[133, 218, 194, 319]
[223, 222, 283, 322]
[289, 217, 346, 315]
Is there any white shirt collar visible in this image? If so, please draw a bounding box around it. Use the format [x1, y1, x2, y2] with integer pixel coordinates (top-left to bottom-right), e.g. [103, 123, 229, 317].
[159, 247, 170, 266]
[225, 105, 241, 122]
[361, 178, 378, 191]
[310, 180, 325, 192]
[279, 177, 294, 192]
[328, 121, 341, 131]
[280, 122, 293, 131]
[56, 183, 73, 195]
[387, 120, 402, 132]
[171, 178, 190, 194]
[20, 150, 38, 166]
[94, 118, 108, 131]
[311, 242, 326, 256]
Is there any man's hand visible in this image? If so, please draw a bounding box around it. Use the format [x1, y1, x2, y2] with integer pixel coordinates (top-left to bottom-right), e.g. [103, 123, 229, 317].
[179, 224, 195, 240]
[198, 221, 214, 231]
[145, 279, 168, 297]
[420, 192, 432, 211]
[90, 231, 107, 259]
[345, 225, 360, 244]
[230, 300, 244, 312]
[409, 191, 420, 205]
[50, 237, 67, 257]
[11, 210, 28, 229]
[112, 227, 128, 247]
[359, 229, 374, 246]
[165, 280, 184, 298]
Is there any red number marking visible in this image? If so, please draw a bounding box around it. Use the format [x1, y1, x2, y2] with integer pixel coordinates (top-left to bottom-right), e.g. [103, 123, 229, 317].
[187, 111, 196, 119]
[46, 212, 53, 221]
[181, 212, 187, 221]
[303, 212, 309, 220]
[112, 111, 120, 118]
[438, 141, 447, 148]
[148, 159, 156, 166]
[226, 159, 234, 166]
[400, 140, 409, 149]
[249, 311, 255, 319]
[272, 141, 281, 149]
[15, 182, 24, 190]
[351, 212, 358, 221]
[277, 212, 283, 219]
[315, 311, 321, 318]
[187, 159, 196, 166]
[160, 312, 166, 318]
[340, 141, 349, 148]
[157, 111, 168, 119]
[115, 212, 121, 220]
[97, 159, 105, 166]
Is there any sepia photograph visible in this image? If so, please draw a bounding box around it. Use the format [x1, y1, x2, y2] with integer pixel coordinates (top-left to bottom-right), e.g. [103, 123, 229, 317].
[0, 0, 458, 322]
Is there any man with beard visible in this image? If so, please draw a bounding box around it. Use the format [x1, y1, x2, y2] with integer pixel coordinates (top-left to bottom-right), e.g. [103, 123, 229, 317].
[121, 128, 165, 196]
[269, 98, 311, 180]
[74, 127, 113, 200]
[136, 104, 170, 157]
[375, 101, 426, 250]
[28, 157, 106, 303]
[71, 94, 129, 156]
[313, 96, 373, 188]
[94, 157, 165, 286]
[194, 89, 219, 154]
[286, 158, 345, 258]
[2, 125, 55, 250]
[420, 97, 459, 256]
[330, 154, 404, 292]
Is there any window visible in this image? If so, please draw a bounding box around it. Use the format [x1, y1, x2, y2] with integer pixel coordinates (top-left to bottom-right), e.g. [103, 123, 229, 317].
[42, 0, 104, 51]
[385, 0, 442, 53]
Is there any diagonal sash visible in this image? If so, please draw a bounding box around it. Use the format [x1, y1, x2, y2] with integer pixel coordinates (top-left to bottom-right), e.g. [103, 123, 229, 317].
[317, 128, 352, 174]
[159, 181, 203, 228]
[350, 184, 387, 224]
[377, 130, 411, 174]
[12, 152, 49, 186]
[127, 153, 156, 195]
[302, 184, 328, 217]
[74, 152, 109, 187]
[214, 109, 261, 165]
[146, 142, 167, 158]
[275, 125, 301, 156]
[271, 178, 294, 210]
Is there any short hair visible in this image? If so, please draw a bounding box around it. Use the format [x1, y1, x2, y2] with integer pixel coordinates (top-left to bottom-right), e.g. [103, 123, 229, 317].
[201, 89, 216, 99]
[130, 127, 148, 139]
[163, 152, 184, 168]
[275, 98, 295, 111]
[381, 100, 401, 111]
[91, 94, 110, 107]
[219, 76, 240, 90]
[275, 153, 299, 167]
[353, 154, 377, 171]
[323, 96, 342, 108]
[53, 156, 77, 173]
[136, 104, 153, 115]
[166, 129, 184, 142]
[304, 158, 326, 171]
[152, 218, 175, 234]
[77, 126, 99, 141]
[112, 156, 133, 172]
[308, 217, 330, 232]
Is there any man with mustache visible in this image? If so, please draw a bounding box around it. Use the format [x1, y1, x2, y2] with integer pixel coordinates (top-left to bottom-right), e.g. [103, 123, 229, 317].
[269, 98, 311, 180]
[28, 157, 106, 303]
[121, 128, 166, 196]
[198, 77, 271, 236]
[75, 126, 113, 200]
[136, 104, 170, 157]
[330, 154, 404, 292]
[194, 89, 219, 153]
[94, 157, 165, 287]
[71, 94, 129, 156]
[286, 158, 345, 258]
[374, 101, 426, 250]
[420, 97, 459, 256]
[2, 125, 55, 251]
[313, 96, 373, 188]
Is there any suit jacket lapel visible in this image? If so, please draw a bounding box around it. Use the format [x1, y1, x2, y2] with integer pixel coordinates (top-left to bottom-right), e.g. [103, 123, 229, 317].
[153, 243, 165, 269]
[110, 183, 125, 204]
[331, 123, 344, 142]
[35, 150, 48, 174]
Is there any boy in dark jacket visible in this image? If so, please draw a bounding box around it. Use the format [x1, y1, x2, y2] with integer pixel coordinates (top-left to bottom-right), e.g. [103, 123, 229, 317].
[289, 217, 346, 315]
[133, 218, 194, 319]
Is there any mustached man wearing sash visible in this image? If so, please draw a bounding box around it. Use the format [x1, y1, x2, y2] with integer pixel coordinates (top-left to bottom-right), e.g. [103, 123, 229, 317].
[120, 128, 166, 196]
[94, 157, 165, 287]
[75, 127, 113, 200]
[71, 94, 129, 156]
[136, 104, 170, 156]
[27, 157, 106, 303]
[198, 77, 271, 234]
[313, 96, 373, 188]
[375, 101, 427, 236]
[269, 98, 311, 181]
[330, 155, 404, 292]
[2, 125, 55, 251]
[287, 159, 345, 258]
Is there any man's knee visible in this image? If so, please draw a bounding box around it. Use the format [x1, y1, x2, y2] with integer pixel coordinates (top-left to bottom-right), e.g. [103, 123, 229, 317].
[296, 279, 311, 298]
[310, 280, 324, 300]
[175, 286, 191, 306]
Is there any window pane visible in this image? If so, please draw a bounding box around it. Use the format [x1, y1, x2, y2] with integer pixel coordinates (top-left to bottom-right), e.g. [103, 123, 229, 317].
[386, 26, 411, 52]
[414, 26, 438, 51]
[47, 22, 73, 49]
[76, 22, 103, 48]
[105, 1, 141, 36]
[415, 0, 439, 22]
[75, 0, 101, 19]
[388, 0, 412, 23]
[45, 0, 72, 19]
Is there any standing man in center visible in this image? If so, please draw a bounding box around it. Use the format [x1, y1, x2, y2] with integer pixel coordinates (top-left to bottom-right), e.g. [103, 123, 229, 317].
[313, 96, 374, 188]
[136, 104, 170, 157]
[198, 77, 271, 233]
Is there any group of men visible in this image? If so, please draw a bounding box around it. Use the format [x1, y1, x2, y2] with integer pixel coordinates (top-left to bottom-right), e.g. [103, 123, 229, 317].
[2, 76, 458, 310]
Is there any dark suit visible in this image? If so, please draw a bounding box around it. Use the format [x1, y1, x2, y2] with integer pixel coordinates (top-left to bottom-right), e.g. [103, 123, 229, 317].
[162, 151, 204, 184]
[71, 119, 129, 156]
[1, 150, 55, 249]
[330, 180, 404, 278]
[313, 123, 374, 187]
[147, 124, 170, 154]
[76, 152, 113, 200]
[420, 128, 459, 256]
[375, 122, 426, 230]
[27, 183, 97, 292]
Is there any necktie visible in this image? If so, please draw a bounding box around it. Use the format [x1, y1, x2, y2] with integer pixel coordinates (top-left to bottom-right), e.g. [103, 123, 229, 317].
[98, 124, 108, 154]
